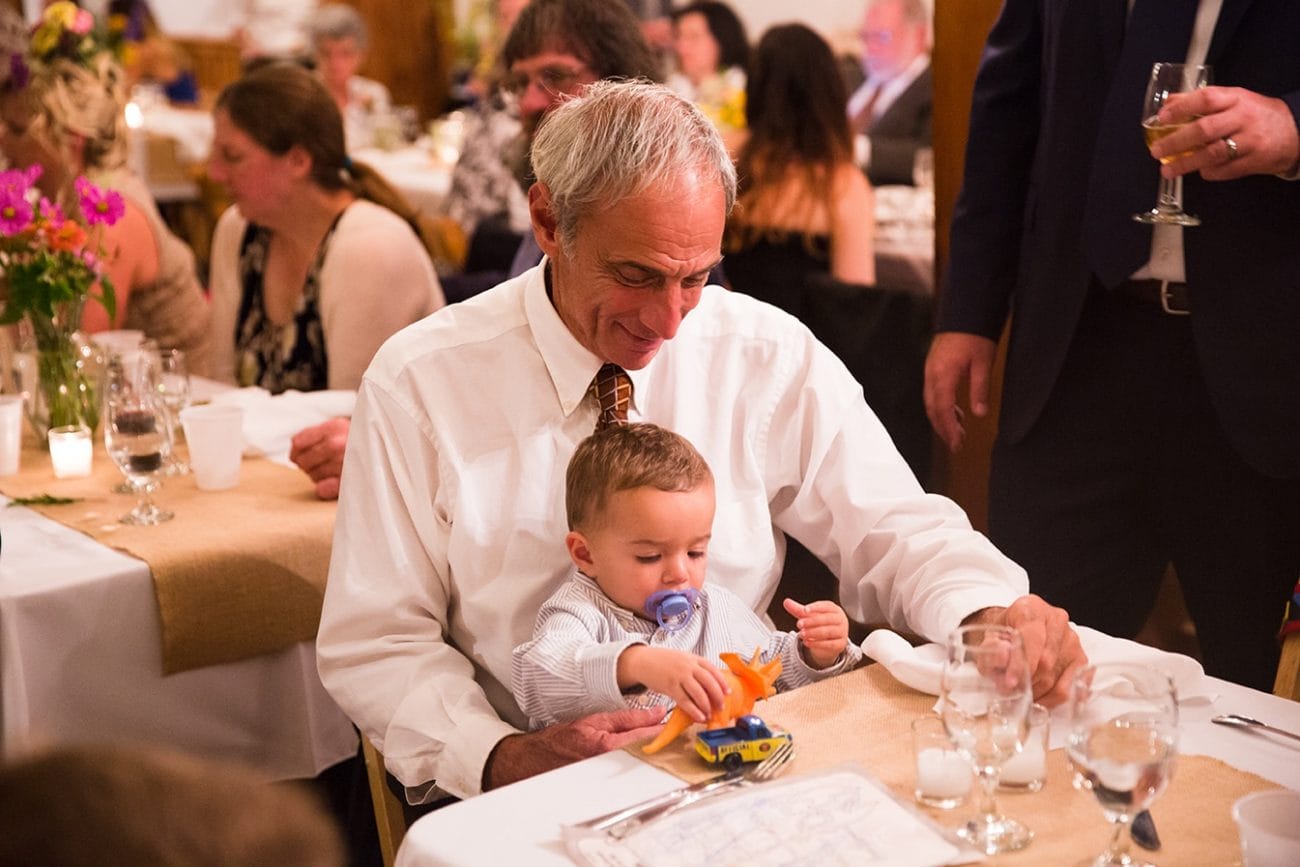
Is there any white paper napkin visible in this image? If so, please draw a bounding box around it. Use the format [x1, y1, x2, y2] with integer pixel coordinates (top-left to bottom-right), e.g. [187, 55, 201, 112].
[207, 388, 356, 467]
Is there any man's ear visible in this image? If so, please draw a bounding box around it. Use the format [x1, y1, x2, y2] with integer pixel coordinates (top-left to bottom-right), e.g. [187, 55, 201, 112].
[528, 181, 562, 259]
[565, 529, 595, 573]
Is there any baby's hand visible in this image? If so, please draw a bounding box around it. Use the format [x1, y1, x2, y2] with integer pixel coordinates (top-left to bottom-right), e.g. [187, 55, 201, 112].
[618, 646, 731, 722]
[783, 598, 849, 669]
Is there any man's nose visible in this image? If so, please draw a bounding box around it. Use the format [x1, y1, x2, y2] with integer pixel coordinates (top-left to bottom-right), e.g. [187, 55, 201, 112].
[642, 288, 689, 339]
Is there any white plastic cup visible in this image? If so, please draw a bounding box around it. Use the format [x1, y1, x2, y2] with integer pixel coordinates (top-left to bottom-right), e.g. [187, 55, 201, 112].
[1000, 703, 1050, 792]
[179, 404, 244, 490]
[912, 715, 971, 809]
[1233, 790, 1300, 867]
[48, 424, 93, 478]
[0, 395, 23, 475]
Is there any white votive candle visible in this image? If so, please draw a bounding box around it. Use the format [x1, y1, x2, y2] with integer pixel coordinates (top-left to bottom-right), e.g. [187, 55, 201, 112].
[917, 747, 973, 798]
[1001, 739, 1047, 786]
[48, 425, 93, 478]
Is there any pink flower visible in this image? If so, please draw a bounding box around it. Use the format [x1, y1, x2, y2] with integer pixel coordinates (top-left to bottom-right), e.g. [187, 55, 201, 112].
[0, 185, 33, 235]
[38, 198, 65, 226]
[74, 177, 125, 226]
[71, 9, 94, 35]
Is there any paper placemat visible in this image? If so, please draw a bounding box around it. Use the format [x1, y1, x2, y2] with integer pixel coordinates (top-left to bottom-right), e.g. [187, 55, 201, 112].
[634, 664, 1274, 864]
[1, 439, 334, 674]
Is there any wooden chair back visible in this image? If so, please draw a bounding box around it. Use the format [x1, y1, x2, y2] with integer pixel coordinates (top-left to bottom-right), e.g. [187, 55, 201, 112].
[361, 737, 408, 867]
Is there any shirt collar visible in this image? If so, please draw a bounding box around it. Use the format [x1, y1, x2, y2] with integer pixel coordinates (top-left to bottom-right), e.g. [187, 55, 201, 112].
[524, 257, 649, 419]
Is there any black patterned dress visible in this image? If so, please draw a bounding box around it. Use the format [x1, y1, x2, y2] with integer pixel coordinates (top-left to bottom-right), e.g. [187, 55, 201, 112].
[233, 214, 344, 394]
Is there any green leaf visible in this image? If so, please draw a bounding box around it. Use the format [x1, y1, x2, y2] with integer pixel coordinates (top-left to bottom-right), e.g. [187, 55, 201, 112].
[7, 493, 83, 507]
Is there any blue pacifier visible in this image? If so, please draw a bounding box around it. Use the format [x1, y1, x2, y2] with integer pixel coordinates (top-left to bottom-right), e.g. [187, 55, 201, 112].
[643, 588, 701, 632]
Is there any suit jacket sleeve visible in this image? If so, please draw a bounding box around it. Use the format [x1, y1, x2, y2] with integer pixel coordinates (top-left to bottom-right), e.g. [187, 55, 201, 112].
[938, 0, 1043, 339]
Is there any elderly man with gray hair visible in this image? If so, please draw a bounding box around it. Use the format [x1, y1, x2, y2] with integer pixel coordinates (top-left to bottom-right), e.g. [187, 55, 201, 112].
[317, 79, 1085, 812]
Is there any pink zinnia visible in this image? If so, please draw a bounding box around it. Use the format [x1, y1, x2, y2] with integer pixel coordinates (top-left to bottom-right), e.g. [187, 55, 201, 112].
[0, 186, 32, 235]
[74, 177, 125, 226]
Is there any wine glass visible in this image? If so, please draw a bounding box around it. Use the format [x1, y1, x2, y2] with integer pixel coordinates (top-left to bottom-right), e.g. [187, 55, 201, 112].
[940, 624, 1035, 854]
[103, 359, 174, 525]
[1067, 664, 1178, 867]
[1134, 62, 1211, 225]
[155, 348, 191, 475]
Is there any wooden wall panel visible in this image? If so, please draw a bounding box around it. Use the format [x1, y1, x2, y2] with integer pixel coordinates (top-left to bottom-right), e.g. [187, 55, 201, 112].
[344, 0, 452, 122]
[931, 0, 1004, 530]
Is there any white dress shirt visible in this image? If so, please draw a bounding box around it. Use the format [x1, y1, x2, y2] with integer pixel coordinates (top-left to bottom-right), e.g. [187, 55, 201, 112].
[511, 573, 863, 729]
[316, 264, 1026, 800]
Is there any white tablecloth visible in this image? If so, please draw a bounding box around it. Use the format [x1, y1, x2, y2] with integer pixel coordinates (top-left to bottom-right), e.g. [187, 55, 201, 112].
[394, 654, 1300, 866]
[0, 382, 359, 780]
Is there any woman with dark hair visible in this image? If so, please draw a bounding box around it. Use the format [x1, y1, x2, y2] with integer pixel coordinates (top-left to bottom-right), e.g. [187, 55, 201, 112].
[206, 64, 444, 494]
[667, 1, 747, 137]
[724, 23, 875, 290]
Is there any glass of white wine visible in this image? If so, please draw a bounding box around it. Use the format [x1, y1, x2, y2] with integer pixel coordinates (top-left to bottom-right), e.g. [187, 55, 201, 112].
[1135, 62, 1211, 225]
[1067, 664, 1178, 867]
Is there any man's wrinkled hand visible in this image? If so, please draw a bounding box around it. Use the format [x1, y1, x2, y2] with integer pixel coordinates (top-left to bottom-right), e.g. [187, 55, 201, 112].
[966, 594, 1088, 706]
[484, 707, 665, 791]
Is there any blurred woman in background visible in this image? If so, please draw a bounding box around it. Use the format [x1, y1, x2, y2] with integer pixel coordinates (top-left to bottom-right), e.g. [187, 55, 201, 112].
[207, 62, 443, 394]
[0, 2, 211, 370]
[667, 1, 747, 142]
[307, 3, 392, 149]
[206, 63, 445, 495]
[724, 23, 875, 293]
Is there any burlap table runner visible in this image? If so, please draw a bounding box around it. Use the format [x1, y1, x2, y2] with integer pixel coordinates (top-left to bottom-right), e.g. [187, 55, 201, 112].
[634, 663, 1273, 864]
[1, 439, 334, 674]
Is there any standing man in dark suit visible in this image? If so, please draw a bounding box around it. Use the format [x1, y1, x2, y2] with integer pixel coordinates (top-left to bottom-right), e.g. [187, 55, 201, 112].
[925, 0, 1300, 691]
[847, 0, 933, 187]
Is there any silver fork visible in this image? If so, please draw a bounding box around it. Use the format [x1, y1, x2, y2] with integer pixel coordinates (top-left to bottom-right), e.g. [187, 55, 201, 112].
[576, 739, 796, 840]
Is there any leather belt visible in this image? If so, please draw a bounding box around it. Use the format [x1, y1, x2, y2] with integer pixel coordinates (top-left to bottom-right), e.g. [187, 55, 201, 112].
[1116, 279, 1190, 315]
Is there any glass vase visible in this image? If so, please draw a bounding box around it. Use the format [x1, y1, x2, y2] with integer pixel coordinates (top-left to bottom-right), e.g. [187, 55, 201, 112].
[13, 298, 104, 441]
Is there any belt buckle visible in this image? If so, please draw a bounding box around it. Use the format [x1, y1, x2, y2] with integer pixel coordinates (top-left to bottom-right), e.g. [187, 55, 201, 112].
[1159, 281, 1189, 316]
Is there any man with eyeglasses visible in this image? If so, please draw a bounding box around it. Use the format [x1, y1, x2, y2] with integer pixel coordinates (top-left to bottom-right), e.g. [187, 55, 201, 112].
[846, 0, 933, 187]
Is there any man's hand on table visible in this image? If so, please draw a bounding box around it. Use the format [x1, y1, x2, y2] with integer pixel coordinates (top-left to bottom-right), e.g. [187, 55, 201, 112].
[964, 594, 1088, 707]
[482, 707, 664, 791]
[288, 418, 350, 500]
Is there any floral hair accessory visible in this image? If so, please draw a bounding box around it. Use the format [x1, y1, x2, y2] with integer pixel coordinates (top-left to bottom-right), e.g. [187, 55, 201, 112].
[28, 1, 122, 72]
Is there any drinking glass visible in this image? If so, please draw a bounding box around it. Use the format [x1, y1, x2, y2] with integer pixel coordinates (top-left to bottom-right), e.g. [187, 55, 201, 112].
[103, 358, 173, 525]
[940, 624, 1034, 854]
[155, 348, 191, 475]
[1134, 62, 1211, 225]
[1067, 664, 1178, 867]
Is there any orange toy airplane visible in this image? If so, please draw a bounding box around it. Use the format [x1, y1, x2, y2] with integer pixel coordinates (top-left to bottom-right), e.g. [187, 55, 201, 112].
[642, 648, 782, 754]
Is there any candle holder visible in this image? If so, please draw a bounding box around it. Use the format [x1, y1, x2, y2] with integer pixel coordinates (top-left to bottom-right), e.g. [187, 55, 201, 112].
[48, 424, 93, 478]
[1000, 703, 1049, 793]
[912, 714, 971, 809]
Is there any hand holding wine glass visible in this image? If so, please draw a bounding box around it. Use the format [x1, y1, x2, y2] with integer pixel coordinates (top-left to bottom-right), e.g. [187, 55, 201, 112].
[1135, 62, 1211, 225]
[1067, 664, 1178, 867]
[940, 623, 1035, 854]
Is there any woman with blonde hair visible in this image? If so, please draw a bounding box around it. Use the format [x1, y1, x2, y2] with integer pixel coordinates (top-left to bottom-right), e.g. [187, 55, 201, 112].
[0, 2, 211, 370]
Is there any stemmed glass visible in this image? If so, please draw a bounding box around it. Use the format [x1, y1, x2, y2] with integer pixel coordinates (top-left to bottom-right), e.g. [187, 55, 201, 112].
[155, 348, 191, 475]
[1067, 664, 1178, 867]
[1134, 62, 1211, 225]
[940, 624, 1035, 854]
[103, 357, 174, 525]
